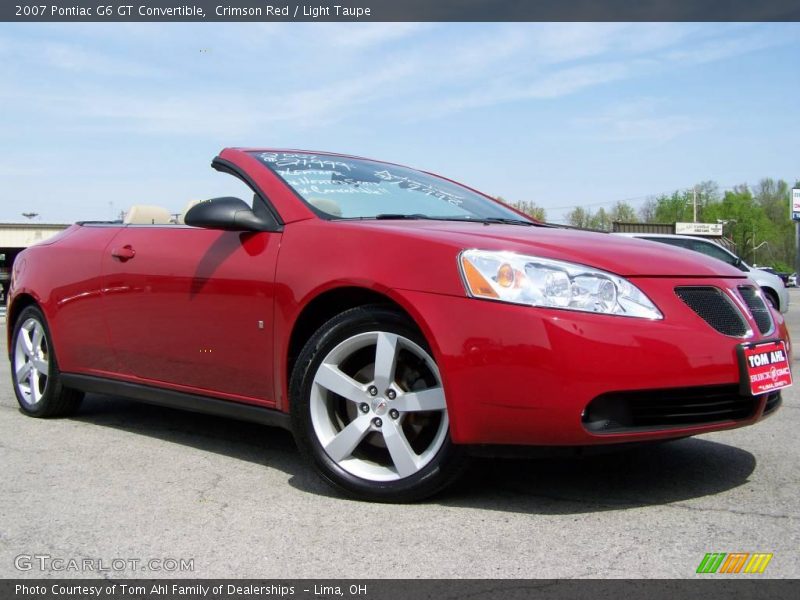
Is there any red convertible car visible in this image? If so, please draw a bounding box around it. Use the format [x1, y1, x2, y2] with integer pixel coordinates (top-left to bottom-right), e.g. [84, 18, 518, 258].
[6, 149, 792, 501]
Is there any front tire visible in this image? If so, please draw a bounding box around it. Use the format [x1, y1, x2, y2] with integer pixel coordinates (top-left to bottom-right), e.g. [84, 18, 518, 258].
[290, 305, 467, 502]
[763, 288, 779, 311]
[11, 306, 83, 417]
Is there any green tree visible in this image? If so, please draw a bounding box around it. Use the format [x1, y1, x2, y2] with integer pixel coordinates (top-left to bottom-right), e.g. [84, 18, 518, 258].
[610, 201, 638, 223]
[566, 206, 592, 229]
[651, 182, 721, 224]
[752, 178, 793, 268]
[508, 199, 547, 221]
[638, 198, 658, 222]
[589, 207, 612, 231]
[703, 185, 772, 265]
[653, 190, 693, 223]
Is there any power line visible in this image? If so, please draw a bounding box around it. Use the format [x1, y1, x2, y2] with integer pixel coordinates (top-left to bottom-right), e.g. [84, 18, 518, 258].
[542, 182, 747, 214]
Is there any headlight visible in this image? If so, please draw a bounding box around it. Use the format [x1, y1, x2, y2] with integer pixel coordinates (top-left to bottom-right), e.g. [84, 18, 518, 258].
[459, 249, 662, 319]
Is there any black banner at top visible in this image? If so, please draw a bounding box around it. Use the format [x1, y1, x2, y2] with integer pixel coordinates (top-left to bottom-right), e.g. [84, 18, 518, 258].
[3, 0, 800, 22]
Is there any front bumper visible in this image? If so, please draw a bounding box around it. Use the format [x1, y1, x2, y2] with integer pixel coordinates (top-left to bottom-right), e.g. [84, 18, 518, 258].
[398, 276, 789, 446]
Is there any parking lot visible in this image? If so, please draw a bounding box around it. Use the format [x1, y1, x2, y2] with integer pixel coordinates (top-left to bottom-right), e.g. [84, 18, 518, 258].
[0, 293, 798, 579]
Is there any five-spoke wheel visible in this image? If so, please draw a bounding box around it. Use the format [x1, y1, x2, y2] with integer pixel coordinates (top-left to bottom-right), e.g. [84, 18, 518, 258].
[14, 316, 50, 407]
[10, 306, 83, 417]
[310, 330, 449, 481]
[291, 305, 467, 502]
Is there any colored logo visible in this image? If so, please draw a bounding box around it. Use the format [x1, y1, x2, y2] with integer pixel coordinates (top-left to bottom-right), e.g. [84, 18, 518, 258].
[697, 553, 773, 574]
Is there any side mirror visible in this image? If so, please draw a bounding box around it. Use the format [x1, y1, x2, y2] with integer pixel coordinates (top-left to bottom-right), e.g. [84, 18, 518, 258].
[184, 197, 271, 232]
[733, 257, 749, 272]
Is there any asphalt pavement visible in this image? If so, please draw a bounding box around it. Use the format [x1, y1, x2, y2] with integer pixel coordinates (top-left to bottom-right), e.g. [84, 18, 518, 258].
[0, 293, 798, 579]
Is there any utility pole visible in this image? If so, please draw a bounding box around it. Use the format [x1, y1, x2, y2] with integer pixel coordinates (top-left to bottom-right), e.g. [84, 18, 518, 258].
[794, 188, 800, 276]
[796, 221, 800, 276]
[693, 186, 697, 223]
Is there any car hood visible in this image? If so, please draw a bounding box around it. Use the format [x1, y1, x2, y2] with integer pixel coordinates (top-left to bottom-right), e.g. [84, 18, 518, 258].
[747, 266, 784, 289]
[353, 221, 746, 278]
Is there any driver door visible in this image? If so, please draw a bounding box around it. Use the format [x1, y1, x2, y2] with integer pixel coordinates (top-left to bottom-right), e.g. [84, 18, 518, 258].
[101, 192, 280, 406]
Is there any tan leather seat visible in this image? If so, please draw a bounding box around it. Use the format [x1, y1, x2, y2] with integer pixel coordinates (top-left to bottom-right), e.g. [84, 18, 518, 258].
[177, 199, 203, 225]
[308, 198, 342, 217]
[123, 205, 172, 225]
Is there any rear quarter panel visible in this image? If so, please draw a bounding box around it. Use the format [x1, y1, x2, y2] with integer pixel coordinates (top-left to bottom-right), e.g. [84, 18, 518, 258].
[9, 225, 121, 372]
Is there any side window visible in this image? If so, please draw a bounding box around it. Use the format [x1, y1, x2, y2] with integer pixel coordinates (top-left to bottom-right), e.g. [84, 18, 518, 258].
[644, 237, 744, 270]
[692, 241, 738, 266]
[645, 237, 690, 250]
[669, 239, 692, 250]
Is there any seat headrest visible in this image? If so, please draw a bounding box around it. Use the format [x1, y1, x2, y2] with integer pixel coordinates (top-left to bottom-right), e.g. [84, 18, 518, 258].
[177, 199, 203, 225]
[308, 198, 343, 217]
[123, 205, 172, 225]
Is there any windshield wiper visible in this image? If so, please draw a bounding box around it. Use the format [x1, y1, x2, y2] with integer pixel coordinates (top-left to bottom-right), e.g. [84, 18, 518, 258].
[474, 217, 538, 226]
[364, 214, 550, 227]
[426, 216, 543, 226]
[374, 213, 432, 220]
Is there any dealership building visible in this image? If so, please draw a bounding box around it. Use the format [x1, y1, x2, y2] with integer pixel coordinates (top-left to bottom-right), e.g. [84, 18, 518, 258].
[612, 221, 733, 250]
[0, 222, 70, 303]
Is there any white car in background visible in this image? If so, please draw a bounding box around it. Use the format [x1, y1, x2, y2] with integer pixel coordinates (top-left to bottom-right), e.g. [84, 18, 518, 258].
[614, 233, 789, 313]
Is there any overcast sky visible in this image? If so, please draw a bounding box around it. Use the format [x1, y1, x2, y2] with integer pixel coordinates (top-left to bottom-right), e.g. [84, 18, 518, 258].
[0, 22, 798, 224]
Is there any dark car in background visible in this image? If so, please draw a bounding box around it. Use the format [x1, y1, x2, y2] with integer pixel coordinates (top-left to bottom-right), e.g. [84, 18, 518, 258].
[757, 267, 790, 285]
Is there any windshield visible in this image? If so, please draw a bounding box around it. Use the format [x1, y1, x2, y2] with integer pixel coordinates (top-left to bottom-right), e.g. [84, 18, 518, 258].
[251, 151, 529, 222]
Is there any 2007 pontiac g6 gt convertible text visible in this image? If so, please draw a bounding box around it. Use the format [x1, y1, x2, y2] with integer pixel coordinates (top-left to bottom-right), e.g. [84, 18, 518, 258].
[6, 149, 792, 501]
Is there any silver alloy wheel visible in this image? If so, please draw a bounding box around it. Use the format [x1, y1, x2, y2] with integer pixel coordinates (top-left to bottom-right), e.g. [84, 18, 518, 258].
[14, 317, 50, 407]
[310, 331, 449, 482]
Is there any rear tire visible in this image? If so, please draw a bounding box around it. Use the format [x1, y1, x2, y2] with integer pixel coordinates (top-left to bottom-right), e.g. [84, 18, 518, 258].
[290, 305, 468, 502]
[10, 306, 83, 417]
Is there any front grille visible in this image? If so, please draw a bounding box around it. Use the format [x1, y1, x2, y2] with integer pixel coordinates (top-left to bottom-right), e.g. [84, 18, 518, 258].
[583, 385, 759, 433]
[763, 391, 782, 415]
[738, 286, 774, 334]
[675, 286, 748, 337]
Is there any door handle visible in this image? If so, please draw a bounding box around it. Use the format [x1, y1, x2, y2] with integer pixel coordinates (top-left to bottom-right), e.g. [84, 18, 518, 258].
[111, 245, 136, 261]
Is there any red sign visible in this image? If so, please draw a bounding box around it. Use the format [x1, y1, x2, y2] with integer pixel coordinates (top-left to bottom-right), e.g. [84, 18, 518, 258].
[739, 340, 793, 396]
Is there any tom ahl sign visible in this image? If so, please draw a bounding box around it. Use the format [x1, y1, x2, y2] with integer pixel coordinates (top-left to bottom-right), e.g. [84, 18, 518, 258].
[793, 188, 800, 221]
